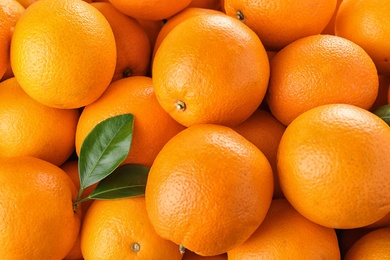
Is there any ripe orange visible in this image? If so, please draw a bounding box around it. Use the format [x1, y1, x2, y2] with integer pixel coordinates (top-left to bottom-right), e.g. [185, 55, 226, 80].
[223, 0, 337, 51]
[277, 104, 390, 229]
[145, 124, 274, 256]
[80, 196, 183, 260]
[107, 0, 192, 20]
[228, 199, 340, 259]
[10, 0, 116, 109]
[344, 227, 390, 259]
[0, 77, 79, 166]
[232, 109, 286, 199]
[335, 0, 390, 75]
[267, 34, 378, 126]
[91, 2, 151, 82]
[75, 76, 186, 167]
[152, 13, 270, 127]
[0, 7, 11, 79]
[0, 156, 81, 259]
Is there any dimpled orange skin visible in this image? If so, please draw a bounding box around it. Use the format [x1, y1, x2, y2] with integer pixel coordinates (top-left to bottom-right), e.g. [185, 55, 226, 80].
[152, 13, 270, 127]
[0, 156, 81, 259]
[277, 104, 390, 229]
[145, 124, 274, 256]
[10, 0, 116, 109]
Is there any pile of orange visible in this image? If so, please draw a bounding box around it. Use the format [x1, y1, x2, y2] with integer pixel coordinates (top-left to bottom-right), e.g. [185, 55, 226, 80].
[0, 0, 390, 258]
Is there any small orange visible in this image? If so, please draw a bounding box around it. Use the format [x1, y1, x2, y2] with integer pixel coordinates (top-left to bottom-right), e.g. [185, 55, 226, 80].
[228, 199, 340, 259]
[223, 0, 337, 51]
[80, 196, 183, 260]
[0, 77, 79, 166]
[232, 109, 286, 199]
[107, 0, 192, 20]
[11, 0, 116, 108]
[267, 34, 378, 126]
[75, 76, 186, 168]
[344, 227, 390, 259]
[153, 13, 270, 127]
[145, 124, 274, 256]
[0, 156, 81, 259]
[91, 2, 151, 82]
[335, 0, 390, 75]
[277, 104, 390, 229]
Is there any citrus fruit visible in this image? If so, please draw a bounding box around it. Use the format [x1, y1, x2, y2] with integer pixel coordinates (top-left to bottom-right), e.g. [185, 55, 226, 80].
[0, 156, 81, 259]
[267, 34, 378, 126]
[145, 124, 274, 256]
[11, 0, 116, 108]
[277, 104, 390, 229]
[0, 77, 79, 166]
[228, 199, 340, 259]
[80, 196, 183, 260]
[152, 13, 270, 127]
[224, 0, 337, 51]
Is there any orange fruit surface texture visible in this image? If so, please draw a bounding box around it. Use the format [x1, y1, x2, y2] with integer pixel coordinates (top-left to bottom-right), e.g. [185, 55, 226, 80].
[80, 196, 183, 260]
[223, 0, 337, 51]
[0, 77, 79, 166]
[152, 13, 270, 127]
[145, 124, 274, 256]
[277, 104, 390, 229]
[344, 227, 390, 259]
[107, 0, 192, 20]
[335, 0, 390, 75]
[75, 76, 186, 168]
[227, 199, 341, 259]
[91, 2, 151, 82]
[266, 34, 379, 126]
[0, 156, 81, 259]
[10, 0, 117, 109]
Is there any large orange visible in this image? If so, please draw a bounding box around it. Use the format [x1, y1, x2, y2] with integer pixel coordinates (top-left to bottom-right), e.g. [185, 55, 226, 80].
[145, 124, 274, 256]
[10, 0, 116, 109]
[277, 104, 390, 229]
[0, 156, 81, 259]
[80, 196, 183, 260]
[228, 199, 340, 259]
[232, 109, 286, 199]
[335, 0, 390, 75]
[223, 0, 337, 51]
[107, 0, 192, 20]
[344, 227, 390, 259]
[267, 34, 378, 126]
[152, 13, 270, 127]
[0, 77, 79, 166]
[0, 7, 11, 79]
[91, 2, 151, 82]
[75, 76, 186, 167]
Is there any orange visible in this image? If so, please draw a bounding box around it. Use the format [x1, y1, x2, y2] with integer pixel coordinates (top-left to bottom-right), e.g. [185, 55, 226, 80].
[91, 2, 151, 82]
[187, 0, 222, 10]
[0, 77, 79, 166]
[232, 109, 286, 199]
[321, 0, 343, 35]
[0, 0, 25, 81]
[80, 196, 183, 260]
[344, 227, 390, 259]
[228, 199, 340, 259]
[75, 76, 186, 167]
[277, 104, 390, 229]
[223, 0, 337, 51]
[152, 7, 222, 58]
[10, 0, 116, 109]
[145, 124, 274, 256]
[370, 75, 390, 111]
[0, 156, 81, 259]
[335, 0, 390, 75]
[152, 13, 270, 127]
[183, 251, 227, 259]
[107, 0, 192, 20]
[0, 7, 11, 79]
[267, 34, 378, 126]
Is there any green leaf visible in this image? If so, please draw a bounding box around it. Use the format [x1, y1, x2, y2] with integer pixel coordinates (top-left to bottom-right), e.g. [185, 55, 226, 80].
[78, 114, 134, 189]
[373, 104, 390, 126]
[85, 164, 149, 200]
